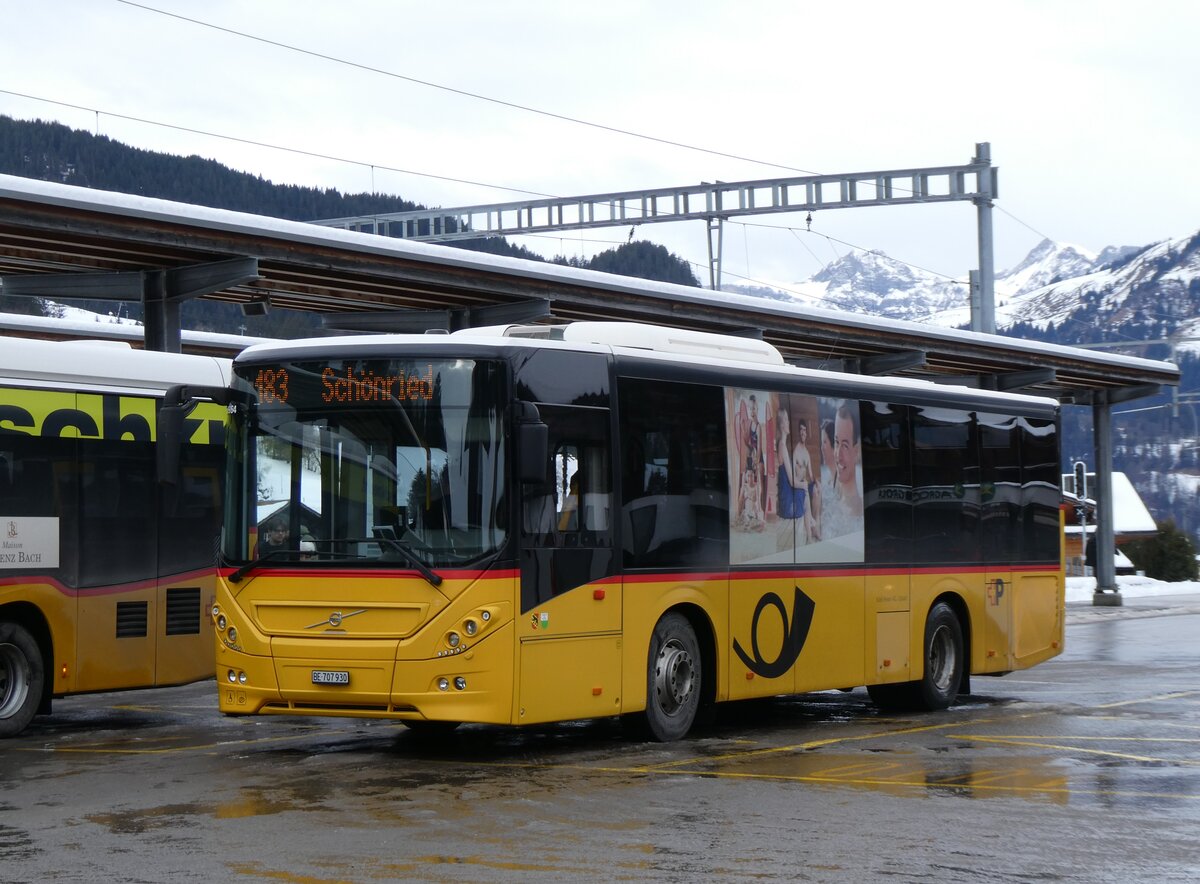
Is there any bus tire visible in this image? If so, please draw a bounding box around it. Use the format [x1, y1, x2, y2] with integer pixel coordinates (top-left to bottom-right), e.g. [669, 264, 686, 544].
[868, 602, 964, 713]
[0, 621, 44, 738]
[644, 612, 701, 742]
[916, 602, 964, 710]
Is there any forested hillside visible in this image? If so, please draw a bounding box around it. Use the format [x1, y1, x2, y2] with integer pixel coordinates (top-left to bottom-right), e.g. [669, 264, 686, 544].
[0, 115, 699, 336]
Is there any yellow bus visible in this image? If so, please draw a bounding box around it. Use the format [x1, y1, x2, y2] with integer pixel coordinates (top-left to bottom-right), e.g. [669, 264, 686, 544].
[201, 321, 1063, 740]
[0, 337, 229, 737]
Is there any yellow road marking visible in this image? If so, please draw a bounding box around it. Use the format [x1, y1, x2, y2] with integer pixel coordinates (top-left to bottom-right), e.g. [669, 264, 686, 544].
[645, 716, 1008, 770]
[951, 734, 1200, 765]
[1096, 690, 1200, 709]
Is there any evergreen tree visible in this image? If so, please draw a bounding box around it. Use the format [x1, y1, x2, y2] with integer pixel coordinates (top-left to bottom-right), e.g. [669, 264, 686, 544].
[1122, 520, 1199, 582]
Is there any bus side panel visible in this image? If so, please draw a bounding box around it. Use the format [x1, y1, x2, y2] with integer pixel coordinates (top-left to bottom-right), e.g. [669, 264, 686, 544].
[1011, 570, 1064, 668]
[518, 634, 622, 724]
[982, 569, 1014, 672]
[517, 574, 623, 724]
[76, 586, 157, 692]
[620, 575, 728, 715]
[865, 571, 910, 685]
[727, 572, 866, 698]
[792, 573, 865, 693]
[728, 573, 798, 700]
[155, 573, 216, 686]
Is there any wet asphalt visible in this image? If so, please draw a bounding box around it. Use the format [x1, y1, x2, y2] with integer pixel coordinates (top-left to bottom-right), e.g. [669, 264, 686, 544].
[2, 596, 1198, 883]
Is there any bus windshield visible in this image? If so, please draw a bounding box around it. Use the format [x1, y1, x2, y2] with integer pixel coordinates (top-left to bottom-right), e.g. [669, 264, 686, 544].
[225, 357, 507, 570]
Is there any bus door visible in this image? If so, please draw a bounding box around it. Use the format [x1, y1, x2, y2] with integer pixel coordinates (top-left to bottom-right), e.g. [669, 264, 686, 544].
[155, 404, 225, 686]
[979, 413, 1020, 673]
[862, 400, 912, 687]
[75, 393, 160, 692]
[518, 404, 619, 724]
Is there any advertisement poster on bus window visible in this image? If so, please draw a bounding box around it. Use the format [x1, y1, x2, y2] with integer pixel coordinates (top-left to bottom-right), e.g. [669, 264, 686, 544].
[725, 388, 863, 565]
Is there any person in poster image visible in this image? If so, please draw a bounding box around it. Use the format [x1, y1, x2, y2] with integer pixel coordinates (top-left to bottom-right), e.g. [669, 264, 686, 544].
[775, 408, 795, 519]
[834, 402, 863, 518]
[820, 418, 835, 488]
[792, 419, 818, 542]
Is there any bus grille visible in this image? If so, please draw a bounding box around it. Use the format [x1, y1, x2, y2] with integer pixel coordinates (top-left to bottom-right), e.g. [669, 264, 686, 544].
[115, 601, 148, 638]
[165, 587, 202, 635]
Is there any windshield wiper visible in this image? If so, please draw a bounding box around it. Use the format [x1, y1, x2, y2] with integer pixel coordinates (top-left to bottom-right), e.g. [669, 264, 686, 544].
[371, 527, 443, 587]
[226, 548, 302, 584]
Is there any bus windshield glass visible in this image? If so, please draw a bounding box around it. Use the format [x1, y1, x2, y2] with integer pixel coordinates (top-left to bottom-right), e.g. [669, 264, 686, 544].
[226, 357, 507, 569]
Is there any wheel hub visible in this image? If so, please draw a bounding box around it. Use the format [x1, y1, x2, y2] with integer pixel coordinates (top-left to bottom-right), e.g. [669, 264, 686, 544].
[655, 639, 694, 714]
[0, 641, 31, 720]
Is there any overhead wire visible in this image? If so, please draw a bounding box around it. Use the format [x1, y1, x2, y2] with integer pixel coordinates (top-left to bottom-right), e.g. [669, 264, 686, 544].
[9, 2, 1071, 307]
[0, 88, 559, 201]
[113, 0, 823, 177]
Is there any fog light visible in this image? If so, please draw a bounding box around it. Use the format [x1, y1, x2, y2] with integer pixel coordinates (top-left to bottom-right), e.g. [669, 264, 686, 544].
[217, 614, 227, 630]
[227, 627, 238, 643]
[437, 677, 450, 691]
[464, 619, 478, 636]
[447, 631, 460, 649]
[238, 671, 247, 684]
[454, 677, 467, 691]
[227, 669, 237, 683]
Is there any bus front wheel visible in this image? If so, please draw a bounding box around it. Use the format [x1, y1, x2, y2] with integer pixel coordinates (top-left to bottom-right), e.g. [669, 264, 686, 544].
[0, 621, 44, 738]
[644, 612, 701, 742]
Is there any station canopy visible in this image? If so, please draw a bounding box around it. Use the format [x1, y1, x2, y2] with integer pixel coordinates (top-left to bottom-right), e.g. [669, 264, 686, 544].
[0, 173, 1178, 405]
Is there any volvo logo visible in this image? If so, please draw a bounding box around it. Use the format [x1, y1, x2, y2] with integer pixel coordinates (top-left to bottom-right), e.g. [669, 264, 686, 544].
[306, 609, 367, 630]
[733, 586, 815, 679]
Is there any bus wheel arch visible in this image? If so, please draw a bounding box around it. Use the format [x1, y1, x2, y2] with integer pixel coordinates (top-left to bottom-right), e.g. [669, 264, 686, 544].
[868, 594, 968, 713]
[0, 604, 51, 737]
[915, 596, 967, 710]
[643, 605, 713, 742]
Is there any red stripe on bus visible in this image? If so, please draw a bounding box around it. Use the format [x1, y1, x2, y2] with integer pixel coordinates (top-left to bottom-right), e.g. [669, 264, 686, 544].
[0, 566, 222, 598]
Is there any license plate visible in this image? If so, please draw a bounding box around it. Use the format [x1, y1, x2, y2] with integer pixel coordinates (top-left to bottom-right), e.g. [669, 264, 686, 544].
[312, 670, 350, 685]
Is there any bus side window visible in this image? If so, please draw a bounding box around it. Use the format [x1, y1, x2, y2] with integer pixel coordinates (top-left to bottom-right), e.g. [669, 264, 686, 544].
[618, 378, 728, 568]
[0, 436, 79, 586]
[521, 406, 612, 550]
[861, 401, 913, 564]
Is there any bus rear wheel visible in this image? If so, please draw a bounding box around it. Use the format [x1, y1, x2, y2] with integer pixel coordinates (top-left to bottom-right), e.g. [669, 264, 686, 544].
[867, 602, 963, 712]
[916, 602, 964, 710]
[644, 612, 701, 742]
[0, 622, 44, 738]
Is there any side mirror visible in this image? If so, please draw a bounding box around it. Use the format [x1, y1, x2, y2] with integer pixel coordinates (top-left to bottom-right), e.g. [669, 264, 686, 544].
[513, 401, 548, 484]
[157, 384, 237, 485]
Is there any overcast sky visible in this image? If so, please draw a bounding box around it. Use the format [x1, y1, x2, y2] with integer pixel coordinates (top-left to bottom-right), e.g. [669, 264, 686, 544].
[1, 0, 1196, 292]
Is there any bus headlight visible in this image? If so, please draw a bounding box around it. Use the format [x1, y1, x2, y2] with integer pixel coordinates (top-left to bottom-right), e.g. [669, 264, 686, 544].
[464, 619, 478, 637]
[227, 627, 238, 644]
[217, 614, 227, 631]
[447, 631, 461, 649]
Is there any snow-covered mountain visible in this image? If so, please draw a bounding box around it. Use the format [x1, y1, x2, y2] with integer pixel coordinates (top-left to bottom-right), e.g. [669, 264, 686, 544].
[725, 232, 1198, 338]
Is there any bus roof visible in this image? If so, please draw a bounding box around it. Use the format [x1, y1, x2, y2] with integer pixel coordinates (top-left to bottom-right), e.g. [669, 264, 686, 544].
[233, 321, 1059, 413]
[0, 335, 231, 394]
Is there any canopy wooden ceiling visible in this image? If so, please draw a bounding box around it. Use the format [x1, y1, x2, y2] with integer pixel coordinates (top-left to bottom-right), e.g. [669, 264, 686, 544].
[0, 174, 1178, 405]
